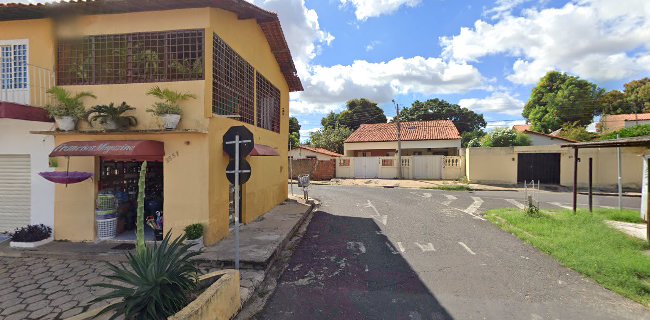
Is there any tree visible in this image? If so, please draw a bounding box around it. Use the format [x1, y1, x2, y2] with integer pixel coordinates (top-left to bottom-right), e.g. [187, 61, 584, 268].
[598, 90, 633, 115]
[623, 78, 650, 113]
[289, 117, 301, 148]
[461, 130, 486, 147]
[559, 123, 598, 142]
[523, 71, 604, 133]
[309, 126, 353, 154]
[397, 98, 486, 133]
[337, 98, 387, 130]
[321, 111, 340, 129]
[479, 128, 531, 147]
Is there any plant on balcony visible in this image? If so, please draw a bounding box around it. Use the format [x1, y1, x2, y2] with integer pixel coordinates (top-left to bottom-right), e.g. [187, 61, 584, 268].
[170, 58, 204, 79]
[86, 102, 138, 131]
[146, 86, 196, 130]
[44, 87, 96, 131]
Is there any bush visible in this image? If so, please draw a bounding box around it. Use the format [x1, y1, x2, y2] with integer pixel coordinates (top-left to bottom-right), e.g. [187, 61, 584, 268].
[184, 224, 204, 240]
[479, 128, 531, 147]
[93, 232, 200, 319]
[11, 224, 52, 242]
[599, 124, 650, 140]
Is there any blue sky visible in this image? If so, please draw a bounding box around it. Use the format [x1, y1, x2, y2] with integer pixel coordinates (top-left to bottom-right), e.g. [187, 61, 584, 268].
[245, 0, 650, 140]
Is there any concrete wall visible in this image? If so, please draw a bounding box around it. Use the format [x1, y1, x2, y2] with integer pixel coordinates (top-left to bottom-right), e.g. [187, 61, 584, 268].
[466, 145, 648, 189]
[0, 119, 55, 228]
[344, 140, 461, 156]
[289, 148, 336, 161]
[289, 159, 336, 181]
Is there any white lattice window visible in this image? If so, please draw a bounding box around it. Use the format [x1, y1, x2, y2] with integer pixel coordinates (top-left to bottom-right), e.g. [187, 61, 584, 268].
[0, 40, 29, 105]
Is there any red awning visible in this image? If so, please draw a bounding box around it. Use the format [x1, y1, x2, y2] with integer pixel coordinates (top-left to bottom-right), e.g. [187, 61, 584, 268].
[0, 102, 52, 122]
[250, 144, 280, 156]
[50, 140, 165, 161]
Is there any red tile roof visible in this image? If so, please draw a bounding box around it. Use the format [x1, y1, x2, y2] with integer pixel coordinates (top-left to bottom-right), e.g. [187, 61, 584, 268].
[512, 124, 530, 133]
[511, 125, 576, 143]
[0, 0, 302, 92]
[297, 146, 343, 157]
[345, 120, 461, 143]
[601, 113, 650, 122]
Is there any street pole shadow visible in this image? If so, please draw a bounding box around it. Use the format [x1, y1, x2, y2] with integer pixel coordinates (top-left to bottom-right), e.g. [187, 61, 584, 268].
[257, 211, 454, 320]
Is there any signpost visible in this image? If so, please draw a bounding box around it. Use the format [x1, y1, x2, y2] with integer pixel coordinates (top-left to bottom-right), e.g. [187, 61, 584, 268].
[223, 126, 254, 270]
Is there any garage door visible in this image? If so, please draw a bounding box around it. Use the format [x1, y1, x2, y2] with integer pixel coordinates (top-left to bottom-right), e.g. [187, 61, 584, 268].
[517, 153, 561, 184]
[0, 155, 31, 232]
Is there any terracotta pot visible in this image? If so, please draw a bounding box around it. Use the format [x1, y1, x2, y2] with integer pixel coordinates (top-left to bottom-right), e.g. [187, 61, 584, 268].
[54, 116, 76, 131]
[161, 114, 181, 130]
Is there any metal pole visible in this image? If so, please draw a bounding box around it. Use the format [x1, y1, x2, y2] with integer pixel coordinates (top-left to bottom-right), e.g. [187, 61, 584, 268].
[589, 158, 593, 213]
[617, 134, 623, 210]
[234, 134, 240, 270]
[289, 141, 293, 196]
[573, 147, 578, 213]
[393, 100, 403, 179]
[646, 159, 650, 245]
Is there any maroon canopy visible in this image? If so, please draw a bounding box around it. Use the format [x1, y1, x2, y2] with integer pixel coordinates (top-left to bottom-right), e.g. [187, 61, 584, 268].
[50, 140, 165, 161]
[39, 172, 93, 185]
[251, 144, 279, 156]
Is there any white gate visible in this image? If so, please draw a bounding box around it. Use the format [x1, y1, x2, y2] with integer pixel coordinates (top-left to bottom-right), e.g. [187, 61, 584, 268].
[354, 157, 380, 178]
[0, 155, 31, 232]
[413, 155, 443, 179]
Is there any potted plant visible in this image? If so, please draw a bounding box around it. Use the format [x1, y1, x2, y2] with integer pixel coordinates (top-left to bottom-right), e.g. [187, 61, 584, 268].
[9, 224, 53, 248]
[184, 223, 204, 251]
[44, 86, 96, 131]
[146, 86, 196, 130]
[86, 102, 138, 130]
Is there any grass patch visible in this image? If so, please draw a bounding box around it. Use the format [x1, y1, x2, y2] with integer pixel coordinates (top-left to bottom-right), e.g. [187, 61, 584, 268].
[486, 208, 650, 306]
[427, 185, 473, 191]
[592, 208, 645, 224]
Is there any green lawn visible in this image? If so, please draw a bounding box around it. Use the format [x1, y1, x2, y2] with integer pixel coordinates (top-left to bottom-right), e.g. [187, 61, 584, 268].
[486, 208, 650, 306]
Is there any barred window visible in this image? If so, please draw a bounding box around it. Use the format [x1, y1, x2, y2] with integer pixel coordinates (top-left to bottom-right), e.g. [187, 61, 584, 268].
[57, 29, 204, 85]
[212, 33, 255, 125]
[338, 158, 351, 167]
[256, 72, 281, 133]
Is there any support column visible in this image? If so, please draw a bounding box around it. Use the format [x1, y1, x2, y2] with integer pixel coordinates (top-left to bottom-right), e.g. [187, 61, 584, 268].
[573, 147, 579, 213]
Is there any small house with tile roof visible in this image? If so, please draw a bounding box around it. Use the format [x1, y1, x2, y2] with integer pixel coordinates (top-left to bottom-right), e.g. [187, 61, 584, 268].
[343, 120, 461, 157]
[599, 113, 650, 133]
[289, 146, 343, 161]
[512, 125, 575, 146]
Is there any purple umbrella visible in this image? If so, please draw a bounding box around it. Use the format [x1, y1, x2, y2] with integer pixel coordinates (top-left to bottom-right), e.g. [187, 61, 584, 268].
[39, 172, 93, 185]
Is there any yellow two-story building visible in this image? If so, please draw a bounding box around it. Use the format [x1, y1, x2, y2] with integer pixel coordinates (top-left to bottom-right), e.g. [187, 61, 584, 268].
[0, 0, 302, 245]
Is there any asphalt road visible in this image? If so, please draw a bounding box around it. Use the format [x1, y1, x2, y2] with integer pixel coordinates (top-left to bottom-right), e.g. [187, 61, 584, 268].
[256, 186, 650, 320]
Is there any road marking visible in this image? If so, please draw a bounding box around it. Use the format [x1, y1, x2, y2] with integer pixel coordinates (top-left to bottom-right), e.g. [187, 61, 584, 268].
[397, 242, 406, 253]
[442, 194, 457, 205]
[465, 197, 484, 214]
[414, 242, 435, 252]
[458, 242, 476, 255]
[505, 199, 526, 210]
[385, 242, 399, 254]
[550, 202, 573, 210]
[365, 200, 388, 225]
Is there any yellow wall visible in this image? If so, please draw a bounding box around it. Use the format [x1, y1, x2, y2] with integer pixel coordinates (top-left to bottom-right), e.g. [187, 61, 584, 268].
[0, 19, 55, 70]
[466, 147, 518, 184]
[52, 133, 210, 242]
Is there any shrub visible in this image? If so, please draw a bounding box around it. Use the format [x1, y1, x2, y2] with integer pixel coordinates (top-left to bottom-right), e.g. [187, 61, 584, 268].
[184, 224, 204, 240]
[599, 124, 650, 140]
[11, 224, 52, 242]
[479, 128, 531, 147]
[93, 232, 200, 320]
[146, 86, 196, 116]
[44, 86, 96, 120]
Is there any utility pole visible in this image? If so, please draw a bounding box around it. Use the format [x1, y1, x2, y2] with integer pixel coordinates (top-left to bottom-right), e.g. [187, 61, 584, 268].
[617, 134, 623, 210]
[393, 99, 403, 180]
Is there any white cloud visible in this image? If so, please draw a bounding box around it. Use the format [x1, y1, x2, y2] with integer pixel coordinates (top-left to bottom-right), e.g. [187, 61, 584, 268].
[292, 57, 484, 114]
[486, 119, 527, 131]
[441, 0, 650, 84]
[483, 0, 534, 19]
[339, 0, 421, 21]
[458, 92, 525, 116]
[366, 40, 381, 52]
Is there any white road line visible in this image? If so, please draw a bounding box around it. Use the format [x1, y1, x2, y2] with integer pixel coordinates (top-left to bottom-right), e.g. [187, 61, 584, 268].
[442, 194, 457, 205]
[385, 242, 399, 254]
[505, 199, 526, 210]
[464, 197, 484, 215]
[397, 242, 406, 253]
[414, 242, 436, 252]
[458, 242, 476, 255]
[365, 200, 388, 225]
[550, 202, 573, 210]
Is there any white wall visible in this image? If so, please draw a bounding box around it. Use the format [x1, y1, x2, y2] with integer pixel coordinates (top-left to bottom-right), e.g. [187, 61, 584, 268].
[289, 148, 336, 161]
[344, 139, 461, 154]
[0, 119, 55, 228]
[525, 133, 570, 146]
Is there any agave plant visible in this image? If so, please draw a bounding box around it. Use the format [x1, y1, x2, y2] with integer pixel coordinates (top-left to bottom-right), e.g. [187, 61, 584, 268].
[92, 232, 200, 320]
[44, 86, 96, 120]
[146, 86, 196, 116]
[86, 102, 138, 130]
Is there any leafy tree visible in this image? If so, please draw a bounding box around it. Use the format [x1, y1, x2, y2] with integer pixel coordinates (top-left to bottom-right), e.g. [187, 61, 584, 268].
[599, 124, 650, 140]
[321, 111, 340, 129]
[289, 117, 301, 148]
[309, 126, 353, 154]
[558, 123, 598, 142]
[599, 90, 634, 115]
[397, 98, 486, 133]
[523, 71, 604, 133]
[479, 128, 531, 147]
[461, 130, 486, 147]
[289, 132, 300, 149]
[337, 98, 387, 130]
[623, 78, 650, 113]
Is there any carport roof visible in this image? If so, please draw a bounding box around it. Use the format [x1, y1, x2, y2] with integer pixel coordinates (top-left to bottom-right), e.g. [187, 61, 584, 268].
[561, 136, 650, 149]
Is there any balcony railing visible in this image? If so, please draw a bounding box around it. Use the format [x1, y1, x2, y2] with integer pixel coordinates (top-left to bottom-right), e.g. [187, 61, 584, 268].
[0, 64, 55, 108]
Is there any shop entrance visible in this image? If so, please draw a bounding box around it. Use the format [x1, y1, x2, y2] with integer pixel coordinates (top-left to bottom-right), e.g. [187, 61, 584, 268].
[99, 160, 164, 241]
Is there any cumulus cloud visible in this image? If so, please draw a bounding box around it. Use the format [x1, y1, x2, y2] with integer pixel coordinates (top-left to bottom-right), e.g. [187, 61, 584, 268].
[339, 0, 421, 21]
[442, 0, 650, 84]
[458, 92, 525, 116]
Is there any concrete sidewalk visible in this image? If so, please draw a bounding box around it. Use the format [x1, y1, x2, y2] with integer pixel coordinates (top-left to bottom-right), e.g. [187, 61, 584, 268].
[606, 220, 648, 241]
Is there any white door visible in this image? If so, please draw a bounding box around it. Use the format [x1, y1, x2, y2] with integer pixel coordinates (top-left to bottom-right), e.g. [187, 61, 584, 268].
[0, 155, 31, 232]
[354, 157, 380, 178]
[0, 41, 29, 105]
[413, 155, 443, 179]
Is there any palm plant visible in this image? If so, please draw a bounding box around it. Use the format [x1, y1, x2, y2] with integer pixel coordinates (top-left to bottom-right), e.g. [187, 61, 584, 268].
[44, 86, 96, 120]
[92, 232, 200, 320]
[86, 102, 138, 130]
[146, 86, 196, 116]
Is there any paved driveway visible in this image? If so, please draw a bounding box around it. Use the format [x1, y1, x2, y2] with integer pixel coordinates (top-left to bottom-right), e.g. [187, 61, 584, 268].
[258, 186, 650, 319]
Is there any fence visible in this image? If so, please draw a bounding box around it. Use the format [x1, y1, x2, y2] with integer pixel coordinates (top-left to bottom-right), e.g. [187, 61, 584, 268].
[335, 155, 465, 180]
[1, 64, 55, 108]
